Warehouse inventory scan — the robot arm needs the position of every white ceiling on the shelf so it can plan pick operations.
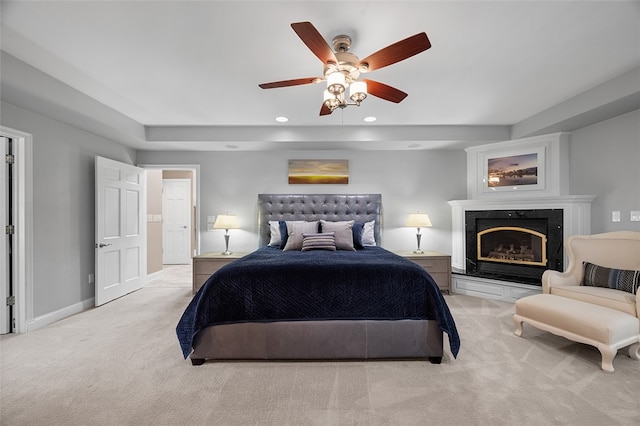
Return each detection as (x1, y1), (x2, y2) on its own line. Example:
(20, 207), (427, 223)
(1, 0), (639, 151)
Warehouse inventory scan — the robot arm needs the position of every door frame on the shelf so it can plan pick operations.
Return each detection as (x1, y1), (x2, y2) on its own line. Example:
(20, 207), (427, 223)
(139, 164), (201, 256)
(0, 126), (33, 334)
(1, 136), (8, 333)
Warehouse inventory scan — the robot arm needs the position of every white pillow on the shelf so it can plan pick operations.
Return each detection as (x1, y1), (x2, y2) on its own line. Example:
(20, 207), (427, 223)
(361, 220), (376, 246)
(267, 220), (281, 246)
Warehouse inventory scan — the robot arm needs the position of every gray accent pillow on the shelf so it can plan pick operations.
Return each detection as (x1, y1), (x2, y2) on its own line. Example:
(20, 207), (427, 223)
(283, 221), (320, 251)
(320, 220), (355, 251)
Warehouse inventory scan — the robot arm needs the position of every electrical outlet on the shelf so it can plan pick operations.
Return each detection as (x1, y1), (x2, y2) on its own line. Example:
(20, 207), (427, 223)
(88, 273), (95, 284)
(631, 211), (640, 222)
(611, 211), (621, 222)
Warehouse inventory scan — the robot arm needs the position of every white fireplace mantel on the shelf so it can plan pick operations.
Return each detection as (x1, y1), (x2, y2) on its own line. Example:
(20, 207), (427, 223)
(446, 133), (598, 302)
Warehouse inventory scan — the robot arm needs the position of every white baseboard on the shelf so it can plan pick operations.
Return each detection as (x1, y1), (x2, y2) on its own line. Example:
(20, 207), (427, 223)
(146, 270), (164, 283)
(452, 274), (541, 303)
(26, 298), (95, 332)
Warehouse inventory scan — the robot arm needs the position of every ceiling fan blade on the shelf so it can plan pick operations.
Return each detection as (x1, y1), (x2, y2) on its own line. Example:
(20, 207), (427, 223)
(320, 103), (333, 116)
(291, 21), (338, 65)
(358, 32), (431, 72)
(362, 79), (408, 103)
(258, 77), (320, 89)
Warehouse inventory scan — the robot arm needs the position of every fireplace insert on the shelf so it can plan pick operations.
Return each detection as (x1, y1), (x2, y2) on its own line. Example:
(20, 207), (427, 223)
(465, 209), (563, 285)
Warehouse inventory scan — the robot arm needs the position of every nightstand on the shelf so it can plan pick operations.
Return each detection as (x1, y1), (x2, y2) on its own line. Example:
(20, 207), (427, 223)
(192, 252), (247, 294)
(397, 251), (452, 294)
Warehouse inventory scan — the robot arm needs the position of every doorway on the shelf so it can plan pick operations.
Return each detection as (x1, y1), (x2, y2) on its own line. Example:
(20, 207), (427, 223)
(140, 165), (200, 278)
(0, 126), (33, 334)
(1, 136), (11, 333)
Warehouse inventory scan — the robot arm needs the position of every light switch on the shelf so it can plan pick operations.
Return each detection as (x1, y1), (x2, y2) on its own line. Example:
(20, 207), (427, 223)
(631, 211), (640, 222)
(612, 211), (621, 222)
(207, 215), (216, 223)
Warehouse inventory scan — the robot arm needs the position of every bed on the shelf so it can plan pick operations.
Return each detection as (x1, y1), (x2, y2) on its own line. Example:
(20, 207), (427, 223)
(176, 194), (460, 365)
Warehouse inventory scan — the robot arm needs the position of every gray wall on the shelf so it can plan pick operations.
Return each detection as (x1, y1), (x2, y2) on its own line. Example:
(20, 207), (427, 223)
(136, 150), (467, 255)
(1, 102), (136, 318)
(1, 96), (638, 324)
(570, 109), (640, 233)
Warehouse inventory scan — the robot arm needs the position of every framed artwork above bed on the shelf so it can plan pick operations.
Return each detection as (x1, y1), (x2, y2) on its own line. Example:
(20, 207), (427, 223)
(288, 159), (349, 184)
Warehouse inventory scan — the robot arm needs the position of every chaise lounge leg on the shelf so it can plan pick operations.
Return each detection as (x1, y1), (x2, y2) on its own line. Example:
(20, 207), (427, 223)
(512, 315), (524, 337)
(429, 356), (442, 364)
(629, 342), (640, 361)
(598, 346), (616, 373)
(190, 358), (206, 366)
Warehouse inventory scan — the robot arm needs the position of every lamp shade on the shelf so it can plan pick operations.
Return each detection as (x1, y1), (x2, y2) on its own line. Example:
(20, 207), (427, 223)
(326, 72), (346, 95)
(406, 213), (432, 228)
(213, 214), (239, 230)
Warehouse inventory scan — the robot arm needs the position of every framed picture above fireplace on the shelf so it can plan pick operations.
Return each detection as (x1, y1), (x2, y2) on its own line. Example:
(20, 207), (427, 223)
(465, 132), (569, 199)
(481, 146), (546, 193)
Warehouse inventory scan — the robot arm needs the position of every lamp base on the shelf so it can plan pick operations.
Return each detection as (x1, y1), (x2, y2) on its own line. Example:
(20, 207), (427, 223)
(414, 233), (423, 255)
(222, 233), (232, 255)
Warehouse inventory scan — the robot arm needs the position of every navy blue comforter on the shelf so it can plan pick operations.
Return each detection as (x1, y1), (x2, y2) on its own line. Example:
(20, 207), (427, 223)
(176, 246), (460, 358)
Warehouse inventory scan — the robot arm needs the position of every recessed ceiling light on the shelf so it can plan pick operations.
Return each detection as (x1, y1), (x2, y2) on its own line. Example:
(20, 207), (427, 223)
(275, 116), (288, 123)
(363, 116), (376, 123)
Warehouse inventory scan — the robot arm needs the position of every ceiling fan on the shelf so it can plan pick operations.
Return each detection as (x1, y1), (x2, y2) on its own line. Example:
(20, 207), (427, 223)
(258, 21), (431, 116)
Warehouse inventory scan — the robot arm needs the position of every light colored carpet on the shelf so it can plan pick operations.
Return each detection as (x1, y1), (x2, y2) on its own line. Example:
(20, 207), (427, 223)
(1, 265), (639, 425)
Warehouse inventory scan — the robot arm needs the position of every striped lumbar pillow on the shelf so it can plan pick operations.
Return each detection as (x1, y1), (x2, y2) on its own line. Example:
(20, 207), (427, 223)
(301, 232), (336, 251)
(581, 262), (640, 294)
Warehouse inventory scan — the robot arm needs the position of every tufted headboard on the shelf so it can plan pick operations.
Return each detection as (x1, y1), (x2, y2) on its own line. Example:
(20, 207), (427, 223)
(257, 194), (382, 247)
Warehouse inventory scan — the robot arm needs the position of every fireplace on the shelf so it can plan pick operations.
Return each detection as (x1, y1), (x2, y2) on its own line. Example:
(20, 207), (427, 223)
(465, 209), (564, 285)
(449, 195), (595, 302)
(447, 131), (594, 301)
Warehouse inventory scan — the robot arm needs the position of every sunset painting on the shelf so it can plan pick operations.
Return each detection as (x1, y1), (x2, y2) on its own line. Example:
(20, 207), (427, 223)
(288, 160), (349, 184)
(487, 153), (538, 187)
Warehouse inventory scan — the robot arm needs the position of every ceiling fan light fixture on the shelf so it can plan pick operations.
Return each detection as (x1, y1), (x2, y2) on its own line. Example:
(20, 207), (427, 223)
(323, 90), (342, 110)
(258, 22), (432, 117)
(326, 72), (346, 95)
(349, 81), (367, 104)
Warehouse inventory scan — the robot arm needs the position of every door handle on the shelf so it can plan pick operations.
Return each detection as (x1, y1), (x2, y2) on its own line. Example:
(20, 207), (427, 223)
(95, 243), (112, 248)
(182, 226), (188, 229)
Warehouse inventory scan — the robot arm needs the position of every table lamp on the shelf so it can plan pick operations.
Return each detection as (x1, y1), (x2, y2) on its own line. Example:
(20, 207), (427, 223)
(406, 212), (432, 254)
(213, 214), (239, 255)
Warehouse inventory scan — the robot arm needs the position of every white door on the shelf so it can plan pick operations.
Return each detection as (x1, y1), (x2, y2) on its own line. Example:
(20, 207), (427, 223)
(95, 156), (146, 306)
(162, 179), (191, 264)
(0, 136), (9, 333)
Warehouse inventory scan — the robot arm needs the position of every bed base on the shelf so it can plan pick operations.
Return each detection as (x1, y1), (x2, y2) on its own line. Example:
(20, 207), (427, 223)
(190, 319), (443, 365)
